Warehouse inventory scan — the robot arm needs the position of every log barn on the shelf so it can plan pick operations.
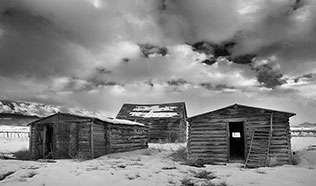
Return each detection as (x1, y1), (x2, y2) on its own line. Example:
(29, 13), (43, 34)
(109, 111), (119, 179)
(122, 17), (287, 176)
(28, 113), (149, 159)
(116, 102), (187, 143)
(187, 104), (295, 168)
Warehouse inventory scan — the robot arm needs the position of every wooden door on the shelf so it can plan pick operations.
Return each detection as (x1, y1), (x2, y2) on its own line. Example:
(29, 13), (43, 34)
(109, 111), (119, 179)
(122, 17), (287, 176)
(56, 122), (70, 158)
(69, 123), (79, 158)
(35, 126), (45, 158)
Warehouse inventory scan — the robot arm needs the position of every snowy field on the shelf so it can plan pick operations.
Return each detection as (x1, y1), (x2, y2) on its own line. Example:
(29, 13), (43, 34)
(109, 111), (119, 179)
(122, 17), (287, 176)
(1, 128), (316, 186)
(291, 137), (316, 151)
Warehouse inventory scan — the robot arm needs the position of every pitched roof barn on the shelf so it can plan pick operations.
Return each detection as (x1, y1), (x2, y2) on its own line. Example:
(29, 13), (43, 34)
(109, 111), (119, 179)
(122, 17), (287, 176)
(116, 102), (187, 143)
(187, 103), (295, 168)
(28, 112), (149, 159)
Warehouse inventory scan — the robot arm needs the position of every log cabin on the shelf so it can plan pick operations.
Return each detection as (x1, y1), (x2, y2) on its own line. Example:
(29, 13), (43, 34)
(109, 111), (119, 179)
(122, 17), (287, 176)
(187, 104), (295, 168)
(28, 113), (149, 159)
(116, 102), (187, 143)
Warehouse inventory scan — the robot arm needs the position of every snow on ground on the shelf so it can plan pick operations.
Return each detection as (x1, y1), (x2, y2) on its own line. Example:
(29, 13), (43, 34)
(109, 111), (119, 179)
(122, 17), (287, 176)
(0, 137), (316, 186)
(0, 138), (28, 154)
(0, 126), (29, 153)
(291, 137), (316, 151)
(0, 146), (316, 186)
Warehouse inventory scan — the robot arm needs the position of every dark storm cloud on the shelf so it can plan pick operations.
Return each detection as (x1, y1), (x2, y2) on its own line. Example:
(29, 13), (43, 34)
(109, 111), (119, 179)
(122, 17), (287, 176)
(96, 67), (111, 75)
(139, 43), (168, 58)
(0, 6), (74, 78)
(157, 0), (241, 43)
(167, 78), (188, 86)
(291, 0), (305, 11)
(191, 41), (256, 65)
(232, 0), (316, 75)
(252, 61), (286, 88)
(0, 0), (315, 125)
(293, 72), (316, 83)
(145, 79), (154, 88)
(200, 83), (236, 92)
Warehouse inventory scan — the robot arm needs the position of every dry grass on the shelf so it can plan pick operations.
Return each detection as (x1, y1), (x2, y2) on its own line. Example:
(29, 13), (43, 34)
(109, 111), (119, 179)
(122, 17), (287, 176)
(180, 177), (195, 186)
(201, 182), (229, 186)
(169, 146), (187, 162)
(141, 149), (153, 156)
(290, 154), (301, 165)
(193, 170), (216, 180)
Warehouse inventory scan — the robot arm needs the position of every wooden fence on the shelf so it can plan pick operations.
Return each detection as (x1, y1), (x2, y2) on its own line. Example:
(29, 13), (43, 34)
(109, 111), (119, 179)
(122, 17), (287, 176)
(0, 131), (30, 138)
(291, 129), (316, 137)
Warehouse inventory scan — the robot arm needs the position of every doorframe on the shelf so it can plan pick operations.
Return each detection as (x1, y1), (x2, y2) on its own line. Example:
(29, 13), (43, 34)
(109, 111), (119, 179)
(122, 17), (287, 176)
(226, 119), (247, 161)
(41, 123), (54, 158)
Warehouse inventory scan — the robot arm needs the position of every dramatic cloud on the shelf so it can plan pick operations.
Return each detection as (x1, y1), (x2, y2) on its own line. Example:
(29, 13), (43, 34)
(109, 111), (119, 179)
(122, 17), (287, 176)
(0, 0), (316, 124)
(139, 43), (168, 58)
(251, 57), (287, 88)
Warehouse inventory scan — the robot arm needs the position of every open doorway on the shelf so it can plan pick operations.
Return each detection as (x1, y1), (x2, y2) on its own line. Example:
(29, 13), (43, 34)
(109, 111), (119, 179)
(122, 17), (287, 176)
(44, 125), (54, 158)
(229, 122), (245, 160)
(35, 124), (54, 158)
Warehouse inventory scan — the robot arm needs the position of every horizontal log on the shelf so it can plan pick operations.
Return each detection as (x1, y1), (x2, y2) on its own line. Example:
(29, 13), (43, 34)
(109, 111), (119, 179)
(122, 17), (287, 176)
(111, 141), (148, 145)
(190, 134), (227, 138)
(190, 139), (227, 143)
(189, 145), (227, 149)
(189, 154), (227, 159)
(190, 130), (227, 135)
(190, 149), (227, 154)
(191, 125), (226, 131)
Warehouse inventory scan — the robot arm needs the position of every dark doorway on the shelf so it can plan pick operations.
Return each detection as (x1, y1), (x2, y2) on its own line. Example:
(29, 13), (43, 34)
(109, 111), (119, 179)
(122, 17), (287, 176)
(44, 125), (54, 158)
(229, 122), (245, 160)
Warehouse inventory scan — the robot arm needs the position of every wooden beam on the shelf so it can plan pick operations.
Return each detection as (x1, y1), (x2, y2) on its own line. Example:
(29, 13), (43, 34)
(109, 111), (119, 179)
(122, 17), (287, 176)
(243, 121), (247, 161)
(90, 122), (94, 158)
(43, 126), (47, 158)
(226, 121), (230, 161)
(29, 125), (32, 155)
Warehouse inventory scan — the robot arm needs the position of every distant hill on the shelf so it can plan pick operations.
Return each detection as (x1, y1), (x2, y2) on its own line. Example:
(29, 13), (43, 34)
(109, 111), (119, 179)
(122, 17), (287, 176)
(0, 113), (39, 126)
(0, 100), (60, 117)
(292, 122), (316, 128)
(0, 99), (95, 126)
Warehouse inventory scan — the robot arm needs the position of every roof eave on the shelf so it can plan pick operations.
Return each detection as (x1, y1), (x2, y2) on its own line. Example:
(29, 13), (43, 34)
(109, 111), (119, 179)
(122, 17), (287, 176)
(187, 103), (296, 121)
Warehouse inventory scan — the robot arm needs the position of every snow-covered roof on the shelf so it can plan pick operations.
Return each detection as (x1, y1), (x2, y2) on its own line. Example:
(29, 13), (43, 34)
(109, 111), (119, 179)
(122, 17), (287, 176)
(94, 115), (146, 127)
(116, 102), (187, 119)
(29, 113), (147, 127)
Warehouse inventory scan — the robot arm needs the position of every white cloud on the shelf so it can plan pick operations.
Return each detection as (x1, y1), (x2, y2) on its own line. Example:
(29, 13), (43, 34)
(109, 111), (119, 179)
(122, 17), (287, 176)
(0, 0), (316, 125)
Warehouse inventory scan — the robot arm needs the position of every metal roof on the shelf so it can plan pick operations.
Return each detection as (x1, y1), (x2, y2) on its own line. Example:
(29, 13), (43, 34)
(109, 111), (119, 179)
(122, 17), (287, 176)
(116, 102), (187, 119)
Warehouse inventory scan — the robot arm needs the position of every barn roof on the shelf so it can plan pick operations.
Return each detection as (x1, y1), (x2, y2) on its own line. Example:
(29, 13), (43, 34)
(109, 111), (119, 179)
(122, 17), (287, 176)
(116, 102), (187, 119)
(187, 103), (296, 121)
(28, 112), (147, 127)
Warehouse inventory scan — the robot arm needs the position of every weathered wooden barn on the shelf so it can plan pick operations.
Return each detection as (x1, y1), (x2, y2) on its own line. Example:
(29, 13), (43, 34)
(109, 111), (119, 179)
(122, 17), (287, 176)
(28, 113), (149, 159)
(187, 104), (295, 168)
(116, 102), (187, 143)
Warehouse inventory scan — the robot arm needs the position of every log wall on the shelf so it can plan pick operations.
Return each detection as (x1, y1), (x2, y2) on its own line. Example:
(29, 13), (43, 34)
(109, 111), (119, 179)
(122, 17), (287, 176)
(76, 122), (93, 159)
(92, 122), (107, 158)
(29, 124), (37, 158)
(107, 124), (149, 153)
(126, 118), (186, 143)
(188, 106), (292, 164)
(29, 113), (149, 159)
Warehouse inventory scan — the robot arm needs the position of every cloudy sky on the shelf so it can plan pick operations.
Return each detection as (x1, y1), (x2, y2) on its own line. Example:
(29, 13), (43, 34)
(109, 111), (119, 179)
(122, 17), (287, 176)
(0, 0), (316, 125)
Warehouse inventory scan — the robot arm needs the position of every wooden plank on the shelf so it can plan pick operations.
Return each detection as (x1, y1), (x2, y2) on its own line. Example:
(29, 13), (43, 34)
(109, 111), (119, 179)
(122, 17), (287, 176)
(90, 123), (94, 158)
(43, 126), (47, 158)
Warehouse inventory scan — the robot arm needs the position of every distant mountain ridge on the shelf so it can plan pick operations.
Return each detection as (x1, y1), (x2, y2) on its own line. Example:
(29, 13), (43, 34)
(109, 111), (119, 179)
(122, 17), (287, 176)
(0, 99), (95, 126)
(292, 122), (316, 128)
(0, 100), (60, 117)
